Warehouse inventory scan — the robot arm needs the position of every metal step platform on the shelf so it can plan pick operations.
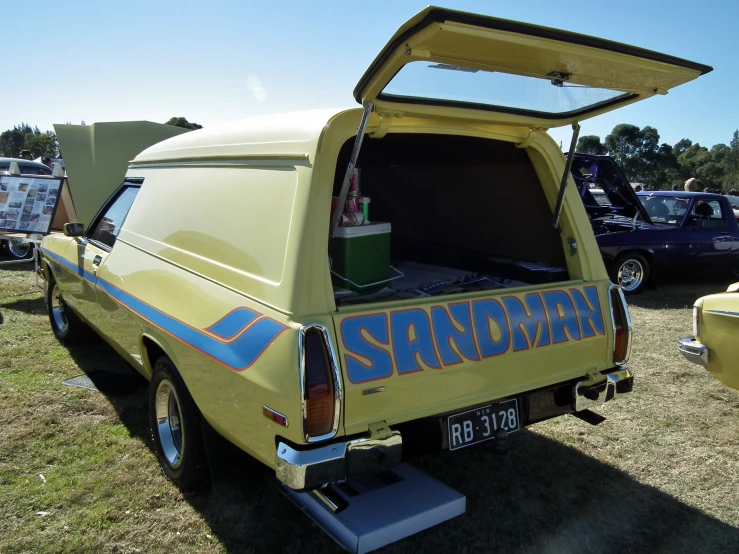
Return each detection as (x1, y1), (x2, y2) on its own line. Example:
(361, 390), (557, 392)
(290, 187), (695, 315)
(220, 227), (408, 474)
(273, 463), (466, 553)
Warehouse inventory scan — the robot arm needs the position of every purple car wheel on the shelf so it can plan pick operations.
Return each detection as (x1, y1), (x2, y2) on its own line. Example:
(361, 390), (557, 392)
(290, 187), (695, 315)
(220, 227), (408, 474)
(613, 253), (650, 294)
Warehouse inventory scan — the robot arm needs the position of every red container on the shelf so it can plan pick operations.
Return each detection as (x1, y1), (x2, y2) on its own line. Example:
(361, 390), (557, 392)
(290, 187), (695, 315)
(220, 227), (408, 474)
(349, 168), (360, 194)
(331, 196), (340, 213)
(344, 196), (359, 212)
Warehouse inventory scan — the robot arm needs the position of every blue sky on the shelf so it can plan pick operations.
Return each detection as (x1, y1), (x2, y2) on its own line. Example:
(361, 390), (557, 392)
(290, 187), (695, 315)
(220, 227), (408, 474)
(2, 0), (736, 149)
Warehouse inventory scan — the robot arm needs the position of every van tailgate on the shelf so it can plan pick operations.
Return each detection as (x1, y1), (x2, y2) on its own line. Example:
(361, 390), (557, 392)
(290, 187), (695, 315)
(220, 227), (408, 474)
(333, 281), (615, 436)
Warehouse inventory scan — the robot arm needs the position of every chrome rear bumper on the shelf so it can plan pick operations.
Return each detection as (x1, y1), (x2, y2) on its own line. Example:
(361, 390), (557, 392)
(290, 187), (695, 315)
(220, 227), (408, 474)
(678, 337), (708, 368)
(275, 432), (402, 491)
(277, 368), (634, 490)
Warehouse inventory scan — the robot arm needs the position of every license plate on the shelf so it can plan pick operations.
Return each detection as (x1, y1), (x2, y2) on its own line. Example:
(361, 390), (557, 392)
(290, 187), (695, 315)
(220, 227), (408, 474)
(447, 399), (520, 450)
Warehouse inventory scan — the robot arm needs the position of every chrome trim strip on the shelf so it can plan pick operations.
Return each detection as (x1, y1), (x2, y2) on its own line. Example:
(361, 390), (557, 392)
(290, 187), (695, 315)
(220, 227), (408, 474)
(298, 323), (343, 443)
(263, 405), (289, 428)
(362, 386), (386, 396)
(608, 284), (633, 365)
(704, 309), (739, 318)
(129, 154), (311, 169)
(678, 337), (708, 368)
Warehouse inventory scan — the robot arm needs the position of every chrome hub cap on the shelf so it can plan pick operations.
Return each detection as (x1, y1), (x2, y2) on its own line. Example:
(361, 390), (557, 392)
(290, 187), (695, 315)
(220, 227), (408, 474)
(155, 379), (184, 468)
(618, 259), (644, 292)
(50, 284), (69, 333)
(7, 239), (31, 258)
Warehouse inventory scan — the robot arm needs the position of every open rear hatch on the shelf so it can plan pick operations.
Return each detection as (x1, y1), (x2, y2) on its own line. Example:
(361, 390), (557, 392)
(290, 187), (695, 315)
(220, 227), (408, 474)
(354, 6), (711, 127)
(330, 7), (707, 435)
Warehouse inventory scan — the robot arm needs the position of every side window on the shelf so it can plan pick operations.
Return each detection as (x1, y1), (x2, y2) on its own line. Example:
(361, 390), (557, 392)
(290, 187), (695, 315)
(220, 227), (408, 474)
(88, 187), (139, 248)
(689, 200), (724, 228)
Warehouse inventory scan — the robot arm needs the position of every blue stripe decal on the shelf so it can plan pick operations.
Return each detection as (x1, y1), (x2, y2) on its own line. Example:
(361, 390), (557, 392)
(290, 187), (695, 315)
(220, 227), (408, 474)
(41, 248), (287, 371)
(206, 308), (259, 340)
(705, 309), (739, 318)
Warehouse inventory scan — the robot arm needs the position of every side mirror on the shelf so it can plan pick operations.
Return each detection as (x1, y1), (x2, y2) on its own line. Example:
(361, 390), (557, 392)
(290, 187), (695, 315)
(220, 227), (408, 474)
(63, 222), (85, 237)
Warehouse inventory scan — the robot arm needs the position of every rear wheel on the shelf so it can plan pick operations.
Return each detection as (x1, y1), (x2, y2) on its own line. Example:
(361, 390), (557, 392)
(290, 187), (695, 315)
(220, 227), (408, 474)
(149, 356), (208, 490)
(46, 275), (86, 342)
(611, 253), (650, 295)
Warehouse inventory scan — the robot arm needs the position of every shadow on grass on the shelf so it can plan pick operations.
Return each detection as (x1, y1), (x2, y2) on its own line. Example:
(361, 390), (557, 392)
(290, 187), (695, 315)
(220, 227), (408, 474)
(62, 339), (739, 553)
(1, 295), (47, 316)
(629, 274), (735, 311)
(65, 337), (150, 445)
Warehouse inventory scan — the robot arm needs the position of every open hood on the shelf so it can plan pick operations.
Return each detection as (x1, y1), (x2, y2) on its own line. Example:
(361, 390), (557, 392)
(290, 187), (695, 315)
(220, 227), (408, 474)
(354, 7), (712, 127)
(571, 154), (651, 223)
(54, 121), (191, 227)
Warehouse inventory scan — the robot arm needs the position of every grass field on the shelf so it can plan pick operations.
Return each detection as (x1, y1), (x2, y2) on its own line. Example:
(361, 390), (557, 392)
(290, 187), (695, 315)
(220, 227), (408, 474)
(2, 265), (739, 553)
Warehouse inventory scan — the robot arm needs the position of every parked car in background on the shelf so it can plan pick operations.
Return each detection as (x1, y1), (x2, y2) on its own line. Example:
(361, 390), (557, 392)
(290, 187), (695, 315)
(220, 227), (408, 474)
(0, 157), (53, 259)
(0, 157), (53, 176)
(679, 282), (739, 388)
(572, 154), (739, 294)
(724, 195), (739, 222)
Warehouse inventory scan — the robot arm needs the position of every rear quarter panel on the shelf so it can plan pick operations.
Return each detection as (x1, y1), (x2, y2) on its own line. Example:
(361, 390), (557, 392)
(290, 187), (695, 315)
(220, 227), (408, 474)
(96, 240), (308, 468)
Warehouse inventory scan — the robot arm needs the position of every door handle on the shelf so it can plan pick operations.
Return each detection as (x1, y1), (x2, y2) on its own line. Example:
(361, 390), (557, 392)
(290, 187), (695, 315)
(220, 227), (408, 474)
(93, 255), (102, 265)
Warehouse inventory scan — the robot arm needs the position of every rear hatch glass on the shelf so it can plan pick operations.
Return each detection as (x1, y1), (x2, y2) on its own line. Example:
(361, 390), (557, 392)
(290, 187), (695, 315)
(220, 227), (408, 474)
(354, 6), (712, 127)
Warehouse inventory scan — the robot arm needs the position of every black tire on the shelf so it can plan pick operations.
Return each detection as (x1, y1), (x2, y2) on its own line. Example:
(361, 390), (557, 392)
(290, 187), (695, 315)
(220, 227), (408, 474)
(149, 356), (208, 490)
(611, 252), (651, 295)
(46, 274), (86, 342)
(4, 239), (34, 260)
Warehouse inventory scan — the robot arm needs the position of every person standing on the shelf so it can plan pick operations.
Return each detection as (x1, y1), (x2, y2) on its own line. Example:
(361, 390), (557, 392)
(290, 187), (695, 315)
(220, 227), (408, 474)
(684, 177), (703, 192)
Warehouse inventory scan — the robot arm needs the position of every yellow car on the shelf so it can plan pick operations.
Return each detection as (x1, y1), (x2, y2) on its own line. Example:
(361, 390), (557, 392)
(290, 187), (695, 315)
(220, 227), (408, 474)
(40, 7), (710, 492)
(679, 283), (739, 388)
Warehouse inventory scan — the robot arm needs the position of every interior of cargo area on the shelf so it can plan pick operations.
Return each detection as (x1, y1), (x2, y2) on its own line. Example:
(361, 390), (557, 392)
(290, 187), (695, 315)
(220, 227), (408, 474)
(329, 133), (570, 307)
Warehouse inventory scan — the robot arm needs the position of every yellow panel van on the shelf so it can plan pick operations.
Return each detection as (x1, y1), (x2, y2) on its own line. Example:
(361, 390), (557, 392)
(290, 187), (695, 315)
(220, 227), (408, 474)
(40, 7), (710, 490)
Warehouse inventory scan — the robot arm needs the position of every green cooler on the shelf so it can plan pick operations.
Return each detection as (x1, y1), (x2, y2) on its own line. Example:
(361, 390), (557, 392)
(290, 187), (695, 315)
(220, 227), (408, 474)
(329, 222), (391, 292)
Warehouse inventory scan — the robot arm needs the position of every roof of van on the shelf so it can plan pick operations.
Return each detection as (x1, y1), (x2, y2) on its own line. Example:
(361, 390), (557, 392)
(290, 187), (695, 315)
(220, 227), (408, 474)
(132, 108), (357, 164)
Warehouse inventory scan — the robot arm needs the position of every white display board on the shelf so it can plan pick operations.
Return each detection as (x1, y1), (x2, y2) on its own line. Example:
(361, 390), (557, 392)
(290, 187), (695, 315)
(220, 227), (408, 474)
(0, 175), (64, 235)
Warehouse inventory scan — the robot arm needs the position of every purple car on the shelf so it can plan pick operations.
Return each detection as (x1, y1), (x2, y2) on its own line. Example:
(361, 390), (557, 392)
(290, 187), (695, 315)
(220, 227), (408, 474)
(572, 154), (739, 294)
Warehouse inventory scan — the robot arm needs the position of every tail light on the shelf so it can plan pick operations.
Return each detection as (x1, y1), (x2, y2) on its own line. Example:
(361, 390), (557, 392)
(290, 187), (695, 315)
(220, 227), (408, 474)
(609, 286), (632, 365)
(299, 324), (341, 442)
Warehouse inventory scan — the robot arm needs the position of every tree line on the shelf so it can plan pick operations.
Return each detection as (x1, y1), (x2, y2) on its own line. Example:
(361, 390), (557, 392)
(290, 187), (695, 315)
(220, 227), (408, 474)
(576, 124), (739, 192)
(0, 117), (202, 159)
(3, 117), (735, 193)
